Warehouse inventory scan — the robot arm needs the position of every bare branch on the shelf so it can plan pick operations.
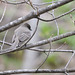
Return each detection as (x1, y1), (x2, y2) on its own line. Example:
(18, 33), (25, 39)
(0, 40), (74, 53)
(28, 0), (36, 9)
(28, 48), (74, 53)
(56, 42), (66, 50)
(1, 30), (8, 50)
(1, 0), (28, 5)
(48, 0), (59, 36)
(65, 72), (69, 75)
(0, 40), (12, 46)
(24, 30), (75, 50)
(65, 51), (75, 69)
(0, 0), (74, 32)
(37, 38), (52, 70)
(33, 1), (57, 6)
(1, 0), (59, 7)
(0, 68), (75, 74)
(0, 30), (75, 54)
(50, 12), (59, 35)
(37, 8), (75, 22)
(0, 3), (7, 23)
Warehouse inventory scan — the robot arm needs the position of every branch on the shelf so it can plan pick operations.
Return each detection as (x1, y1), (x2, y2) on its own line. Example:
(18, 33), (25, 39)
(1, 0), (57, 6)
(25, 30), (75, 49)
(1, 30), (8, 50)
(37, 8), (75, 22)
(0, 0), (74, 32)
(64, 52), (75, 69)
(1, 0), (28, 5)
(0, 40), (12, 46)
(0, 30), (75, 54)
(33, 1), (57, 6)
(28, 48), (74, 53)
(0, 69), (75, 74)
(0, 3), (7, 23)
(0, 41), (74, 53)
(0, 40), (74, 53)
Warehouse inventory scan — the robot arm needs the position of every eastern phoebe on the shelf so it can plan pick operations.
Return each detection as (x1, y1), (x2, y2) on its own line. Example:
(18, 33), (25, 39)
(10, 23), (31, 49)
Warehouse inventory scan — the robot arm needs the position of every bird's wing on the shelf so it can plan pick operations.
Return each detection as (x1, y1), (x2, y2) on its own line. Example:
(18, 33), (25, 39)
(19, 32), (30, 42)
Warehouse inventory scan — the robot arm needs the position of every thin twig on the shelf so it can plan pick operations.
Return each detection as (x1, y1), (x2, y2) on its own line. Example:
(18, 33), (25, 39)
(1, 30), (8, 50)
(65, 72), (69, 75)
(1, 0), (62, 7)
(51, 12), (59, 35)
(0, 40), (74, 53)
(37, 38), (51, 70)
(37, 8), (75, 22)
(0, 3), (7, 23)
(1, 0), (28, 5)
(57, 42), (66, 50)
(28, 48), (74, 53)
(65, 51), (75, 69)
(0, 30), (75, 54)
(33, 1), (57, 6)
(47, 0), (59, 35)
(0, 40), (12, 46)
(28, 0), (36, 10)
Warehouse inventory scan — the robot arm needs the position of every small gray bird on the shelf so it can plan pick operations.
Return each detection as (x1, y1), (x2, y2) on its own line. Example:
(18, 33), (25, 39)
(10, 23), (31, 49)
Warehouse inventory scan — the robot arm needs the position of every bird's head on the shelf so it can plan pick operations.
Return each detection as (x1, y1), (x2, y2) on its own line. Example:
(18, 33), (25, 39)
(23, 23), (32, 31)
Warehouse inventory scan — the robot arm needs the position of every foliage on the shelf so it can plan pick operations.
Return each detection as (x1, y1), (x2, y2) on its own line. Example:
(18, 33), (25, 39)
(41, 22), (75, 67)
(41, 22), (75, 49)
(47, 53), (66, 68)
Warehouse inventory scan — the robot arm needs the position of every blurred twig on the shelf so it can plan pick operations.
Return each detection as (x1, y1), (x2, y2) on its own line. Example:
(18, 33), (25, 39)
(0, 30), (75, 54)
(0, 3), (7, 23)
(1, 30), (8, 50)
(64, 51), (75, 69)
(0, 40), (74, 53)
(37, 8), (75, 22)
(1, 0), (28, 5)
(0, 68), (75, 74)
(33, 1), (57, 6)
(37, 37), (51, 70)
(1, 0), (57, 6)
(28, 48), (74, 53)
(0, 40), (12, 46)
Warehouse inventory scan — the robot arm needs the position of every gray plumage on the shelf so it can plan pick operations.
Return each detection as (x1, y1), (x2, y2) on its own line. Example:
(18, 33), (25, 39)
(10, 23), (31, 49)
